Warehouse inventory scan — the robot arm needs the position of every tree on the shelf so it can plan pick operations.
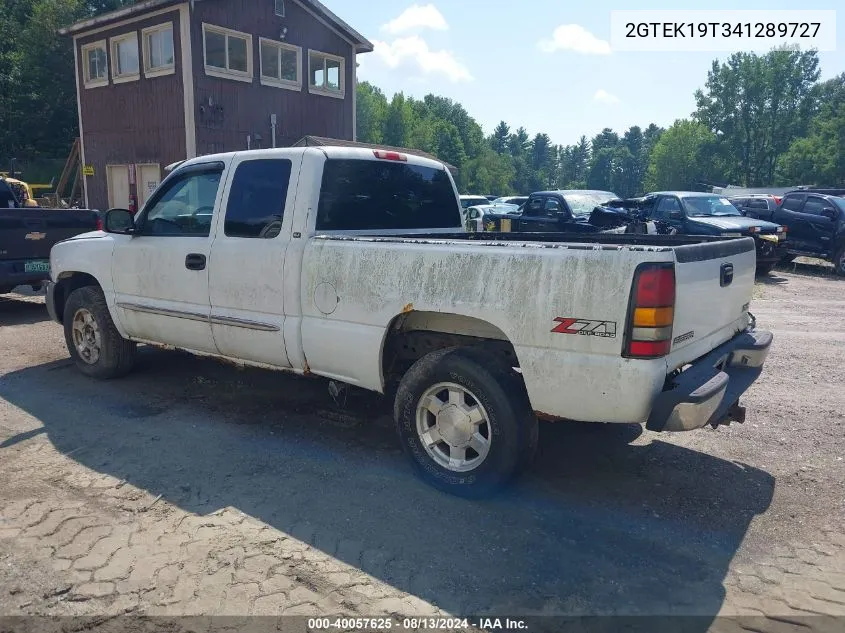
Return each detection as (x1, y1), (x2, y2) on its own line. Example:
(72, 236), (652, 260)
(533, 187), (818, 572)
(591, 128), (619, 154)
(777, 73), (845, 185)
(355, 82), (387, 144)
(1, 0), (90, 159)
(383, 93), (415, 148)
(508, 127), (530, 157)
(694, 48), (819, 186)
(491, 121), (510, 154)
(644, 120), (717, 191)
(464, 147), (514, 195)
(432, 120), (467, 171)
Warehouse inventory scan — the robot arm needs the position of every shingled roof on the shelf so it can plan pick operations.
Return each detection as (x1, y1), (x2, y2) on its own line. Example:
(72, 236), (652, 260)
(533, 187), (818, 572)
(59, 0), (373, 52)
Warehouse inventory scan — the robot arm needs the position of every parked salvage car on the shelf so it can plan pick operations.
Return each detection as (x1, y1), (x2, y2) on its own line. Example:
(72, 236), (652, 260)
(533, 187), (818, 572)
(636, 192), (787, 275)
(493, 196), (529, 208)
(771, 192), (845, 275)
(459, 195), (491, 213)
(464, 204), (520, 232)
(492, 190), (619, 233)
(730, 195), (781, 222)
(46, 147), (772, 496)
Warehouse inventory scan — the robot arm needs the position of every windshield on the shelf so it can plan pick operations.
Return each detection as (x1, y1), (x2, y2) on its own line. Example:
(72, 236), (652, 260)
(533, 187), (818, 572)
(833, 198), (845, 213)
(562, 191), (617, 216)
(683, 195), (742, 217)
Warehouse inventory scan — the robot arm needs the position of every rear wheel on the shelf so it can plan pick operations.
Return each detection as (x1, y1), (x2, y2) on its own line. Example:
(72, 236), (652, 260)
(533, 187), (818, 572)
(834, 247), (845, 277)
(63, 285), (136, 379)
(394, 347), (538, 497)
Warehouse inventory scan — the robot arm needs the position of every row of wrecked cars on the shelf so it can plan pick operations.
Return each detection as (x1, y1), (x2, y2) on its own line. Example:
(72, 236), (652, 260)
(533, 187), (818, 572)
(460, 189), (787, 274)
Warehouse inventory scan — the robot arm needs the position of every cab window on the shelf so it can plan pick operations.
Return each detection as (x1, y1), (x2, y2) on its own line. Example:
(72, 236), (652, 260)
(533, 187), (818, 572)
(140, 166), (222, 236)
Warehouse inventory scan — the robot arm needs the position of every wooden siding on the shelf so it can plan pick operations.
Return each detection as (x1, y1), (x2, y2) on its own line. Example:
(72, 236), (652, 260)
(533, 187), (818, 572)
(191, 0), (355, 156)
(76, 9), (185, 210)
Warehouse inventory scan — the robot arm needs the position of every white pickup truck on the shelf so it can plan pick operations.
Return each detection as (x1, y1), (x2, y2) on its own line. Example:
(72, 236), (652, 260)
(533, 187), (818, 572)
(46, 146), (773, 496)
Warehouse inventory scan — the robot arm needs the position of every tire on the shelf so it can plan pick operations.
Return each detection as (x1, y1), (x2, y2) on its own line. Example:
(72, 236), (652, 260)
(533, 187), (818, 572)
(394, 346), (538, 498)
(780, 254), (796, 264)
(63, 285), (136, 379)
(756, 262), (776, 276)
(834, 247), (845, 277)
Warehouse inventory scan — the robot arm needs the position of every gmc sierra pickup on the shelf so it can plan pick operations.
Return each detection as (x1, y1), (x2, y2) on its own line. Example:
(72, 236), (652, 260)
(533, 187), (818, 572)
(45, 147), (773, 496)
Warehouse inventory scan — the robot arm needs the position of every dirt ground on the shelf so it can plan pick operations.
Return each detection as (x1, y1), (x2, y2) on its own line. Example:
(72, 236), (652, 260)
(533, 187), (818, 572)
(0, 260), (843, 632)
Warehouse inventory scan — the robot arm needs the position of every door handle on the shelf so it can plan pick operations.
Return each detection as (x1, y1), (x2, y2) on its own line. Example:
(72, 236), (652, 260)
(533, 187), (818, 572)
(185, 253), (206, 271)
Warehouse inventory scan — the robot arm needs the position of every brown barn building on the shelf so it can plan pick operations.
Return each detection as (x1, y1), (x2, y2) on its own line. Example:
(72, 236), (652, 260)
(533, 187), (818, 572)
(60, 0), (373, 211)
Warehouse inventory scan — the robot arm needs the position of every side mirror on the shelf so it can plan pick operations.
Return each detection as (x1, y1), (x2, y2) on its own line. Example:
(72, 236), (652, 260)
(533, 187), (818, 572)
(669, 210), (684, 220)
(822, 207), (837, 220)
(104, 208), (136, 234)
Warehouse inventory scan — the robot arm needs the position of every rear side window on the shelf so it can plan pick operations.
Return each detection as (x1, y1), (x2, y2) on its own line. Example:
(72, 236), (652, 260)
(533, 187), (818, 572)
(802, 197), (827, 216)
(749, 199), (769, 210)
(781, 195), (804, 211)
(316, 159), (458, 231)
(224, 159), (292, 239)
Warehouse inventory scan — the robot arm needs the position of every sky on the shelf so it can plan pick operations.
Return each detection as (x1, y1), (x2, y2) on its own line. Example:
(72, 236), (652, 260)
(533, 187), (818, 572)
(321, 0), (843, 147)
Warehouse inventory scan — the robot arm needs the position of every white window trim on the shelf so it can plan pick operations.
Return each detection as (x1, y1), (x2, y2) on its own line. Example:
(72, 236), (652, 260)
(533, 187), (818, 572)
(81, 39), (109, 88)
(259, 37), (301, 91)
(308, 49), (345, 99)
(202, 23), (253, 83)
(274, 0), (286, 17)
(110, 32), (140, 84)
(142, 22), (175, 78)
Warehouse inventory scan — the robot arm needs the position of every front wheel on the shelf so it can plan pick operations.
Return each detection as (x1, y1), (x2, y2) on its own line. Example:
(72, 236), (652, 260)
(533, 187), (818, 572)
(394, 347), (538, 497)
(63, 285), (137, 379)
(756, 262), (776, 276)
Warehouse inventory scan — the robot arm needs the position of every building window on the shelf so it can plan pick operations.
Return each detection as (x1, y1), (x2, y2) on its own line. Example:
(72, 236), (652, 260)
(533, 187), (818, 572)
(274, 0), (285, 17)
(110, 33), (140, 83)
(203, 23), (252, 82)
(308, 50), (344, 98)
(142, 23), (175, 77)
(259, 38), (301, 90)
(81, 40), (108, 88)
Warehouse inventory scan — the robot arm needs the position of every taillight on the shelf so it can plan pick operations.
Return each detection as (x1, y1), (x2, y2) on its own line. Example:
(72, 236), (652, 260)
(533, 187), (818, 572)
(373, 150), (408, 162)
(624, 264), (675, 359)
(96, 215), (103, 231)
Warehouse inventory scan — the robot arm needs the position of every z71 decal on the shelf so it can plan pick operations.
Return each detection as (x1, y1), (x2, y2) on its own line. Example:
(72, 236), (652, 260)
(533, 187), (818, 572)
(552, 317), (617, 338)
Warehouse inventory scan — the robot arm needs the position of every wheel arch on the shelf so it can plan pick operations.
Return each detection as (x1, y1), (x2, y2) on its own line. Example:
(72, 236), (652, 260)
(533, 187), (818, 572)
(53, 271), (103, 324)
(380, 310), (520, 393)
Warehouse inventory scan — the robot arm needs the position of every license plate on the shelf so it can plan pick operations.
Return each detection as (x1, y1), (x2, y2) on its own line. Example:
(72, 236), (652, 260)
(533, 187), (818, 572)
(24, 260), (50, 273)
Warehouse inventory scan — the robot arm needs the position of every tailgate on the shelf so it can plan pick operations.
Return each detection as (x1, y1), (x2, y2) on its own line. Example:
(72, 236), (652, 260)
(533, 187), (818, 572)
(0, 209), (99, 260)
(668, 238), (756, 367)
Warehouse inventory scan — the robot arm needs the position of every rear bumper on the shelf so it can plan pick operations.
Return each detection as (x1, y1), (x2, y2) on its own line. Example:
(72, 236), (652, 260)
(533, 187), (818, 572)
(0, 259), (51, 290)
(45, 281), (61, 323)
(646, 329), (773, 432)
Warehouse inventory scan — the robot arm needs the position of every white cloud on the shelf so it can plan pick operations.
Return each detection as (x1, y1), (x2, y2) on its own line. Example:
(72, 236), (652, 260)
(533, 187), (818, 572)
(538, 24), (611, 55)
(371, 36), (472, 83)
(593, 89), (620, 104)
(382, 4), (448, 35)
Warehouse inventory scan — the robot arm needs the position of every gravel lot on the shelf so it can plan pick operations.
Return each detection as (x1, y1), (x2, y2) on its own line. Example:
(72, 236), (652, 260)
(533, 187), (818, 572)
(0, 261), (843, 632)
